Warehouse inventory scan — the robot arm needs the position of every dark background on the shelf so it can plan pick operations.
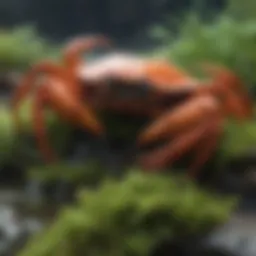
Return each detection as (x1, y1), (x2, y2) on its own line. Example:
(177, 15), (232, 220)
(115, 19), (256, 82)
(0, 0), (225, 46)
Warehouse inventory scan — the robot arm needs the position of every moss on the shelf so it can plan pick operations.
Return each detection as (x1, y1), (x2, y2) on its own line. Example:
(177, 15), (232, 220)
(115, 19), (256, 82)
(27, 162), (106, 185)
(227, 0), (256, 21)
(19, 171), (237, 256)
(0, 26), (60, 72)
(1, 26), (60, 70)
(221, 119), (256, 157)
(0, 104), (17, 162)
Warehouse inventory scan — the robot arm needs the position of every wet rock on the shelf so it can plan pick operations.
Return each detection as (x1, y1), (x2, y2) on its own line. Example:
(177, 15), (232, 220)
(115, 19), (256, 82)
(25, 179), (45, 205)
(151, 239), (190, 256)
(152, 235), (214, 256)
(227, 148), (256, 174)
(200, 213), (256, 256)
(151, 211), (256, 256)
(25, 178), (77, 205)
(0, 72), (21, 100)
(53, 180), (76, 204)
(237, 168), (256, 211)
(0, 204), (43, 256)
(0, 189), (26, 205)
(243, 168), (256, 194)
(0, 165), (26, 187)
(205, 167), (256, 213)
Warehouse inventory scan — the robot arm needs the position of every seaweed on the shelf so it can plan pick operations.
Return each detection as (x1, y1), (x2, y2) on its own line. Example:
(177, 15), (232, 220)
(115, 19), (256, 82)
(0, 26), (60, 72)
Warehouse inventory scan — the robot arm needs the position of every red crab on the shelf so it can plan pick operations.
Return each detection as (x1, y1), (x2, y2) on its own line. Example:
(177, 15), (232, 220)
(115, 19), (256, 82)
(12, 35), (253, 177)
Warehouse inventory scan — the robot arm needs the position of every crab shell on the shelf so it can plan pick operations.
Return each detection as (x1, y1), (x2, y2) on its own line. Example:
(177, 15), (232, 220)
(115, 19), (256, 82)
(78, 53), (199, 90)
(75, 53), (201, 116)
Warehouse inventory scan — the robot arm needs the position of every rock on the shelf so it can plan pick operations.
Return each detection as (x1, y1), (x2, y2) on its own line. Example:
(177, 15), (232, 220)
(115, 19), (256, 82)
(0, 204), (43, 255)
(227, 148), (256, 174)
(25, 179), (45, 205)
(0, 72), (21, 100)
(200, 213), (256, 256)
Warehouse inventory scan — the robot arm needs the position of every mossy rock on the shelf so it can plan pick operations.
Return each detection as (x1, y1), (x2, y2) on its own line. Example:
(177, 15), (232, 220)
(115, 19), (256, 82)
(19, 171), (237, 256)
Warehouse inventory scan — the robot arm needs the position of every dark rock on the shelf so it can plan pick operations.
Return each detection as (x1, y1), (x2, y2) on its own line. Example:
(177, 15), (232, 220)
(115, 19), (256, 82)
(25, 179), (45, 205)
(54, 180), (76, 204)
(0, 72), (20, 100)
(0, 165), (26, 187)
(227, 148), (256, 174)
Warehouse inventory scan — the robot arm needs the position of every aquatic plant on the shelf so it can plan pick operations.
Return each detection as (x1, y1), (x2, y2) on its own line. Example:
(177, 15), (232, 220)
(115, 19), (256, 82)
(151, 14), (256, 93)
(0, 25), (60, 72)
(27, 162), (105, 186)
(19, 171), (237, 256)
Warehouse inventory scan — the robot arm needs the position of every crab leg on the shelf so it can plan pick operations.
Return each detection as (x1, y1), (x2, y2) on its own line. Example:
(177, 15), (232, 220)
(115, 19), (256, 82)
(137, 95), (219, 146)
(138, 119), (212, 172)
(12, 61), (71, 130)
(32, 86), (57, 162)
(137, 96), (223, 175)
(63, 35), (111, 72)
(201, 64), (254, 119)
(46, 79), (104, 135)
(12, 61), (103, 136)
(12, 61), (77, 108)
(32, 77), (105, 163)
(62, 36), (111, 99)
(188, 115), (223, 177)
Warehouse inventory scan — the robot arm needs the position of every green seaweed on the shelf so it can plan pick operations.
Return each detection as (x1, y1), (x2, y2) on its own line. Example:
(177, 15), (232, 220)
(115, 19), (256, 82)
(151, 14), (256, 92)
(227, 0), (256, 21)
(19, 171), (237, 256)
(27, 162), (106, 185)
(0, 26), (60, 72)
(221, 119), (256, 157)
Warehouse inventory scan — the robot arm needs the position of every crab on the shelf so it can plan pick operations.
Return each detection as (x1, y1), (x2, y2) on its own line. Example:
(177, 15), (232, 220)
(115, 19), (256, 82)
(12, 35), (253, 177)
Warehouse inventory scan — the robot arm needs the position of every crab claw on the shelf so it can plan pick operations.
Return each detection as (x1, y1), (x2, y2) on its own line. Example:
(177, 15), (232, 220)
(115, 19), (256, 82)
(63, 35), (112, 70)
(200, 63), (254, 120)
(12, 61), (103, 136)
(11, 61), (60, 131)
(46, 80), (104, 135)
